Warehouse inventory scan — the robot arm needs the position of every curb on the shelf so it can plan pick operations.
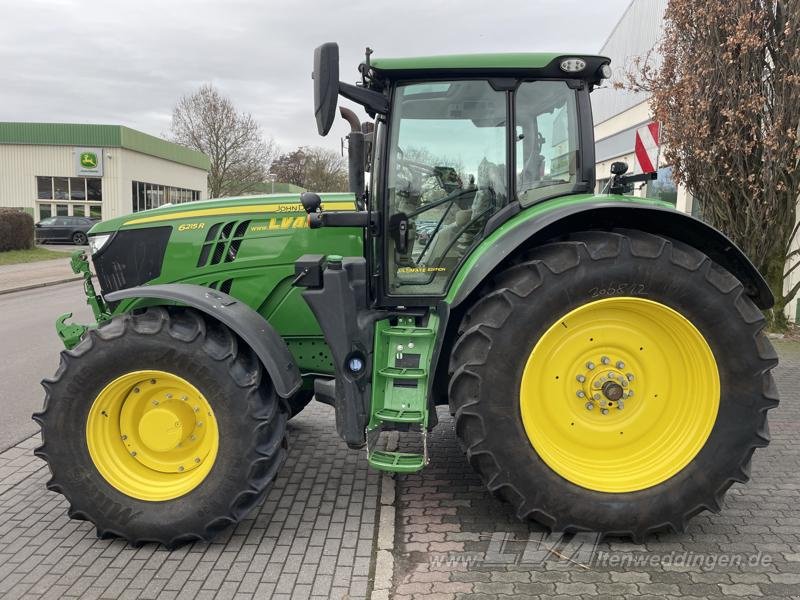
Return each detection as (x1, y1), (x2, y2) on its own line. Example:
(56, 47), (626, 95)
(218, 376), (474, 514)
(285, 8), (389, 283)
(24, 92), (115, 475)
(371, 431), (399, 600)
(0, 276), (82, 296)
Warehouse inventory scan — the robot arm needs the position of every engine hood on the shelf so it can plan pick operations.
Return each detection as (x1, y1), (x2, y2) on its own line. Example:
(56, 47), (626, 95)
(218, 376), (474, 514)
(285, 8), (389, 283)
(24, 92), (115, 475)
(88, 192), (357, 235)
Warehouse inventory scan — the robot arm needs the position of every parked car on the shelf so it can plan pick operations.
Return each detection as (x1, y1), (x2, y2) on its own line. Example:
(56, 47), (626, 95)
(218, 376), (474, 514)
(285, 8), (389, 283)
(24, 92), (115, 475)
(35, 216), (97, 245)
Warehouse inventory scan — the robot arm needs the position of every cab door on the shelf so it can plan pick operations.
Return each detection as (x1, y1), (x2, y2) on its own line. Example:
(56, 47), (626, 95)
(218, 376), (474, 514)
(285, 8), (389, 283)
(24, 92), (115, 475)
(380, 80), (510, 304)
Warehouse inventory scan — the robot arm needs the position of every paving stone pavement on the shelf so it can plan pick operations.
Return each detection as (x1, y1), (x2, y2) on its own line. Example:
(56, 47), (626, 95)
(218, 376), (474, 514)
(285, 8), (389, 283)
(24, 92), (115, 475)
(0, 402), (381, 600)
(391, 339), (800, 600)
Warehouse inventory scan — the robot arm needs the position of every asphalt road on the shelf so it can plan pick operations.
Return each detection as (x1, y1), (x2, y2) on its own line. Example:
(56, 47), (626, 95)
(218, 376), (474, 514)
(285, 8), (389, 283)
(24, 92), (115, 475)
(0, 280), (93, 451)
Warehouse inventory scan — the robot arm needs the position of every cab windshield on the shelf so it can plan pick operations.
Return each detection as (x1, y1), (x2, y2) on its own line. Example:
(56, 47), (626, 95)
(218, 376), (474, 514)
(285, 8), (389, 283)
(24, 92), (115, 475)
(385, 79), (579, 296)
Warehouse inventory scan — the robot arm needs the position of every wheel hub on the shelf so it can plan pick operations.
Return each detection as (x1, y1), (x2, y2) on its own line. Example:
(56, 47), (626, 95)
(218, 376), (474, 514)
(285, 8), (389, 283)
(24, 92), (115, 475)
(86, 370), (219, 501)
(577, 358), (635, 415)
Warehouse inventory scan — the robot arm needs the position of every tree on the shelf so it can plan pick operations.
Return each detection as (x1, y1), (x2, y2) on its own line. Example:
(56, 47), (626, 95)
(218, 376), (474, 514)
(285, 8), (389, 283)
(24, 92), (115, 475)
(269, 148), (308, 188)
(269, 146), (348, 192)
(170, 84), (276, 198)
(628, 0), (800, 328)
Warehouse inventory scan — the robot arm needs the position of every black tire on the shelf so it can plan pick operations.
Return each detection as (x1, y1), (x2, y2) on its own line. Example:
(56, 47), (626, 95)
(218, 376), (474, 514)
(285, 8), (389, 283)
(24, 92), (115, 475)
(448, 229), (779, 539)
(72, 231), (88, 245)
(33, 306), (289, 547)
(287, 389), (315, 419)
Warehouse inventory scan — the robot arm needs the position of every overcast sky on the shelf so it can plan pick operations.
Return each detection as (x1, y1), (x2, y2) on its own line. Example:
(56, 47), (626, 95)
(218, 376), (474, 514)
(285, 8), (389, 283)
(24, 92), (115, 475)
(1, 0), (631, 154)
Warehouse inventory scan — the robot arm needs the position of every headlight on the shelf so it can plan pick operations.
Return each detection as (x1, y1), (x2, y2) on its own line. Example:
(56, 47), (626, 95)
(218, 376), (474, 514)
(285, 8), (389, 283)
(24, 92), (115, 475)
(560, 58), (586, 73)
(88, 234), (112, 255)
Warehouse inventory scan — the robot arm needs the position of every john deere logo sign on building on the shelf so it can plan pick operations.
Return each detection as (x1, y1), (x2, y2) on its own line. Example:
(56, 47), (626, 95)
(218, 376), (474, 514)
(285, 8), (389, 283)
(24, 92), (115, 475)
(75, 147), (103, 176)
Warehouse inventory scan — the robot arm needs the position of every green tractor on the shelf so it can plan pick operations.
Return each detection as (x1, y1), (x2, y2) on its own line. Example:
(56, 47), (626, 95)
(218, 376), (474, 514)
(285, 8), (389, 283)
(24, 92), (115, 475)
(34, 43), (778, 546)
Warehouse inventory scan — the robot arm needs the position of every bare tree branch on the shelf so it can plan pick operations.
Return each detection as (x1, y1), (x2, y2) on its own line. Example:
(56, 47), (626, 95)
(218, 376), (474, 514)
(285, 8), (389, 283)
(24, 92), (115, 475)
(169, 84), (277, 198)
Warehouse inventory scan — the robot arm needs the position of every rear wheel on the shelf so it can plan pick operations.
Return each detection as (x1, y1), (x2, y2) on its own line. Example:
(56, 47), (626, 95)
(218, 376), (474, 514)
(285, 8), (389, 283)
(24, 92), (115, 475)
(449, 230), (778, 538)
(72, 231), (88, 245)
(34, 307), (288, 547)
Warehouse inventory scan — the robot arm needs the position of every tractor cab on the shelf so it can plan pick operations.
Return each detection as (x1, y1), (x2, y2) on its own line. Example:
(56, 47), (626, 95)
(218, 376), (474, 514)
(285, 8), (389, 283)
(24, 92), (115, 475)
(305, 43), (611, 305)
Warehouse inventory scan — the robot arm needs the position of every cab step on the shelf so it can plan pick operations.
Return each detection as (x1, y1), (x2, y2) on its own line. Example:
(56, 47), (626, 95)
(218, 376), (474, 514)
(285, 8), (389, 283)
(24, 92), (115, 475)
(367, 314), (439, 473)
(374, 407), (425, 423)
(368, 450), (426, 473)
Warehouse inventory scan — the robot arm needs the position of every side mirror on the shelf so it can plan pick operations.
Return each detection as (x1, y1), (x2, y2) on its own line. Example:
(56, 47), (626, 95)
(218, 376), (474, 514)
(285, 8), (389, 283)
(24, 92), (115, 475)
(300, 192), (322, 214)
(313, 43), (339, 136)
(610, 161), (629, 175)
(35, 223), (42, 227)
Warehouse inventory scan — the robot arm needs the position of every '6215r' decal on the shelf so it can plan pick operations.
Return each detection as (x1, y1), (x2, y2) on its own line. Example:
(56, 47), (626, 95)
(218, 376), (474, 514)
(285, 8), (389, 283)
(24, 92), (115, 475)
(589, 283), (646, 297)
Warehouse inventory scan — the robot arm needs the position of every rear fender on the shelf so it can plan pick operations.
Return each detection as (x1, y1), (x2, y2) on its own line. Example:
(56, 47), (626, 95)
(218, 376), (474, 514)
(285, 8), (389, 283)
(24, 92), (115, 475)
(104, 283), (302, 398)
(448, 201), (773, 310)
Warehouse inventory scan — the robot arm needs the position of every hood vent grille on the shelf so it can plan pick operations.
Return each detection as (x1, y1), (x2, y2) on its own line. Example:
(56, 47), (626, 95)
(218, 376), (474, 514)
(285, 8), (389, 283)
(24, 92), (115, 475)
(197, 220), (251, 267)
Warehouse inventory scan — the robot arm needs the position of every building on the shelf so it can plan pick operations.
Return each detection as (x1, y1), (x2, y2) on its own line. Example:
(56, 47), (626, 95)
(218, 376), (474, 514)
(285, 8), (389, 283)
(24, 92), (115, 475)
(592, 0), (799, 322)
(0, 122), (209, 221)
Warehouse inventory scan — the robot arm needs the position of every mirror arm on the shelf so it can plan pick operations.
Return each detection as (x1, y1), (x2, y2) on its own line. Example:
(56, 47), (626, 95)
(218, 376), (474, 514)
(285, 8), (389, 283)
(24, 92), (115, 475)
(338, 82), (389, 115)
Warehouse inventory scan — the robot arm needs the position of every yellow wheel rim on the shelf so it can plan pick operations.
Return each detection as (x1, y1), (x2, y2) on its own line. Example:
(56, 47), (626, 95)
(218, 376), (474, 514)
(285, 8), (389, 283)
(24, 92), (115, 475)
(520, 297), (720, 493)
(86, 370), (219, 501)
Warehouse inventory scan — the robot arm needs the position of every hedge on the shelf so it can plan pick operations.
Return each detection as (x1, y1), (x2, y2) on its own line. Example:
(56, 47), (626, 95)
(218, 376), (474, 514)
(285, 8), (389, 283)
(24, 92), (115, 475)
(0, 208), (34, 252)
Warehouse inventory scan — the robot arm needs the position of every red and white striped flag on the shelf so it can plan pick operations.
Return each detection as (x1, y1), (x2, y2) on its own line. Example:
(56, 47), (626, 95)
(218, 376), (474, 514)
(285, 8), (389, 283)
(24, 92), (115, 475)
(634, 122), (661, 174)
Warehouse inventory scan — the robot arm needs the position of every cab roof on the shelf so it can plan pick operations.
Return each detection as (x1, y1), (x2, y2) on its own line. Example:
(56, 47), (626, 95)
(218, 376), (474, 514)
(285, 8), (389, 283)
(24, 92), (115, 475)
(369, 53), (611, 85)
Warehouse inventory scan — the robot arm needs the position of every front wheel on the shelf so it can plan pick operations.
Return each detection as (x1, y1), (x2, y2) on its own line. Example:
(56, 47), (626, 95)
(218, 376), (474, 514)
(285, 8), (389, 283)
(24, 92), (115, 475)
(72, 231), (88, 245)
(34, 307), (288, 547)
(286, 389), (315, 419)
(449, 230), (778, 539)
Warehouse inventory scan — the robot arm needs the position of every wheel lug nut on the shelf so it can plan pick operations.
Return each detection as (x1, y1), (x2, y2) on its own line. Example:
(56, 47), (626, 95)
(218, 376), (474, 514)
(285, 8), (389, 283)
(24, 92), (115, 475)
(194, 457), (201, 464)
(601, 356), (610, 365)
(576, 374), (586, 383)
(181, 395), (188, 401)
(178, 466), (184, 472)
(626, 373), (634, 381)
(593, 381), (601, 389)
(616, 361), (625, 369)
(150, 379), (156, 385)
(627, 390), (634, 397)
(130, 451), (137, 457)
(586, 361), (595, 370)
(585, 402), (594, 410)
(601, 408), (609, 415)
(576, 391), (585, 398)
(166, 393), (173, 399)
(593, 393), (601, 400)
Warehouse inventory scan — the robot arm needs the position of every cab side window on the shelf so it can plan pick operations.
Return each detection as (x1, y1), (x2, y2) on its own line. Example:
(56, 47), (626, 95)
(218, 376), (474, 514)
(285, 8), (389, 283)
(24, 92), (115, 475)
(385, 80), (507, 296)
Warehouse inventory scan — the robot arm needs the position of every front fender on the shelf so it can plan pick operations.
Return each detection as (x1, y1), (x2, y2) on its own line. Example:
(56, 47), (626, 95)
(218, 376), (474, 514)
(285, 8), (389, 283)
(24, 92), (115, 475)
(104, 283), (302, 398)
(447, 199), (773, 310)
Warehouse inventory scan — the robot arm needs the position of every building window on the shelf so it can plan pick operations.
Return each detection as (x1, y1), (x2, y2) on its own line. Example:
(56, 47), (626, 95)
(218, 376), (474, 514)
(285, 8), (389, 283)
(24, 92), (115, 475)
(647, 166), (678, 205)
(36, 176), (102, 221)
(37, 177), (52, 199)
(131, 181), (201, 212)
(54, 177), (69, 200)
(70, 178), (86, 200)
(87, 178), (102, 201)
